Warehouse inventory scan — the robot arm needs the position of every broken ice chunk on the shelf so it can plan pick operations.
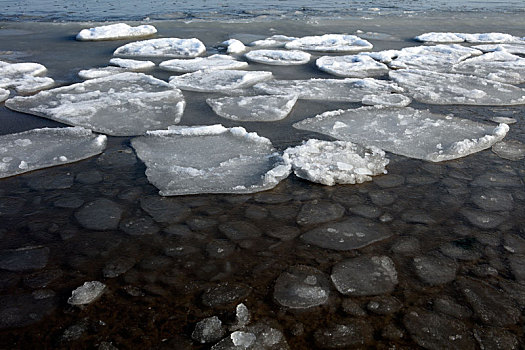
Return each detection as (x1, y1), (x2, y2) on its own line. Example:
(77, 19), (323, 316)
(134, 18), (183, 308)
(359, 50), (400, 63)
(159, 54), (248, 73)
(78, 66), (127, 79)
(221, 39), (246, 54)
(131, 125), (291, 196)
(285, 34), (373, 52)
(361, 93), (411, 107)
(451, 51), (525, 84)
(0, 88), (8, 102)
(0, 127), (106, 178)
(0, 61), (54, 94)
(293, 106), (509, 162)
(109, 58), (155, 70)
(113, 37), (205, 58)
(415, 32), (520, 43)
(5, 72), (185, 136)
(67, 281), (106, 306)
(169, 70), (272, 92)
(206, 94), (297, 121)
(472, 43), (525, 55)
(245, 49), (311, 65)
(316, 55), (389, 78)
(249, 35), (297, 48)
(76, 23), (157, 41)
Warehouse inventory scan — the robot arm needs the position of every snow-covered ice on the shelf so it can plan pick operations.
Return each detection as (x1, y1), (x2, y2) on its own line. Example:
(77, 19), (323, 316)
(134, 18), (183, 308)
(316, 54), (389, 78)
(76, 23), (157, 41)
(78, 66), (127, 79)
(245, 49), (311, 65)
(113, 38), (205, 58)
(0, 127), (106, 178)
(206, 94), (297, 121)
(285, 34), (373, 52)
(159, 54), (248, 73)
(451, 51), (525, 84)
(414, 32), (465, 43)
(283, 139), (388, 185)
(361, 93), (411, 107)
(0, 61), (54, 94)
(359, 50), (400, 63)
(293, 106), (509, 162)
(131, 125), (291, 196)
(249, 35), (297, 48)
(415, 32), (521, 43)
(109, 58), (155, 70)
(472, 43), (525, 55)
(67, 281), (106, 306)
(221, 39), (246, 54)
(6, 72), (186, 136)
(169, 70), (272, 92)
(0, 88), (8, 102)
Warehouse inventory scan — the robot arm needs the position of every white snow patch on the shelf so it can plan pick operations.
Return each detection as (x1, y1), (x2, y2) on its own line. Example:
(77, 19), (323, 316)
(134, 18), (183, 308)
(169, 70), (273, 92)
(76, 23), (157, 41)
(114, 38), (205, 58)
(245, 49), (311, 65)
(285, 34), (373, 52)
(159, 54), (248, 73)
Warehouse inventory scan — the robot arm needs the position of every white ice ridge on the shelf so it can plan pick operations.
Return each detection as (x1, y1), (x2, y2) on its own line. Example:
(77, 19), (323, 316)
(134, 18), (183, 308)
(0, 88), (9, 102)
(361, 93), (411, 107)
(389, 69), (525, 105)
(316, 55), (389, 78)
(109, 58), (155, 70)
(78, 66), (127, 79)
(0, 126), (106, 178)
(472, 43), (525, 55)
(113, 38), (206, 58)
(415, 32), (522, 43)
(245, 49), (311, 65)
(169, 70), (273, 92)
(249, 35), (297, 48)
(0, 61), (54, 94)
(5, 72), (186, 136)
(76, 23), (157, 41)
(131, 125), (291, 196)
(254, 78), (403, 102)
(159, 55), (248, 73)
(285, 34), (373, 52)
(283, 139), (388, 185)
(221, 39), (246, 54)
(293, 106), (509, 162)
(451, 51), (525, 84)
(206, 94), (298, 122)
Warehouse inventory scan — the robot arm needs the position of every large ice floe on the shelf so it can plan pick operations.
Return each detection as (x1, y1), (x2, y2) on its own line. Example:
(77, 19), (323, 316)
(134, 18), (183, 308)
(389, 69), (525, 105)
(245, 49), (311, 65)
(0, 127), (106, 178)
(316, 55), (389, 78)
(206, 95), (297, 121)
(293, 106), (509, 162)
(113, 38), (206, 58)
(0, 61), (54, 94)
(109, 58), (155, 70)
(169, 70), (273, 92)
(159, 55), (248, 73)
(415, 32), (522, 43)
(76, 23), (157, 41)
(249, 35), (297, 48)
(451, 51), (525, 84)
(131, 125), (291, 195)
(284, 34), (373, 52)
(5, 72), (185, 136)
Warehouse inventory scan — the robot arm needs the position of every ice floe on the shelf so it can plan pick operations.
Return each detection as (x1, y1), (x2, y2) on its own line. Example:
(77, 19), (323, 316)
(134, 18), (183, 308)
(472, 43), (525, 55)
(359, 50), (400, 63)
(249, 35), (297, 48)
(492, 140), (525, 161)
(67, 281), (106, 306)
(415, 32), (521, 43)
(293, 106), (509, 162)
(316, 55), (389, 78)
(0, 88), (8, 102)
(245, 49), (311, 65)
(283, 139), (388, 185)
(451, 51), (525, 84)
(285, 34), (373, 52)
(131, 125), (291, 195)
(0, 61), (54, 94)
(169, 70), (272, 92)
(159, 54), (248, 73)
(361, 93), (411, 107)
(6, 72), (185, 136)
(221, 39), (246, 54)
(78, 66), (127, 79)
(0, 127), (106, 179)
(109, 58), (155, 70)
(206, 94), (297, 121)
(414, 32), (465, 43)
(76, 23), (157, 41)
(113, 38), (206, 58)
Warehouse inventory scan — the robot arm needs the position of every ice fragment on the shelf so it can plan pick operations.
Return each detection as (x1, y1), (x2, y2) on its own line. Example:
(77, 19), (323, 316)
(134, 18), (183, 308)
(169, 69), (272, 92)
(245, 49), (311, 65)
(76, 23), (157, 41)
(206, 94), (297, 121)
(114, 37), (205, 58)
(285, 34), (373, 52)
(316, 54), (389, 77)
(67, 281), (106, 306)
(160, 54), (248, 72)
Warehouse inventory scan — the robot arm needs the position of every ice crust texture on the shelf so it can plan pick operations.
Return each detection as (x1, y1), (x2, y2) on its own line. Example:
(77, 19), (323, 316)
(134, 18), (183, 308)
(285, 34), (373, 52)
(245, 49), (311, 65)
(76, 23), (157, 41)
(159, 55), (248, 73)
(113, 38), (206, 58)
(206, 95), (298, 122)
(0, 60), (54, 94)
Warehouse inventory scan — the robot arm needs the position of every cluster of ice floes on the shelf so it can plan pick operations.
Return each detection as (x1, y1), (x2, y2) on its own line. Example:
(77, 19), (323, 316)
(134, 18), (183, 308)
(76, 23), (157, 41)
(169, 70), (272, 92)
(245, 49), (311, 65)
(6, 72), (185, 136)
(293, 107), (509, 162)
(316, 55), (389, 78)
(284, 34), (373, 52)
(415, 32), (523, 43)
(0, 61), (54, 94)
(159, 55), (248, 73)
(113, 38), (206, 58)
(206, 95), (297, 121)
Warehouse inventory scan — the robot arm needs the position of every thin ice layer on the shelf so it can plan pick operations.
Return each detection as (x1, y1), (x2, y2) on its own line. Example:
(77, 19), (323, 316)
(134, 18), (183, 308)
(283, 139), (388, 185)
(109, 58), (155, 70)
(415, 32), (521, 43)
(285, 34), (373, 52)
(206, 95), (297, 121)
(293, 106), (509, 162)
(451, 51), (525, 84)
(316, 55), (389, 78)
(113, 38), (205, 58)
(159, 55), (248, 73)
(0, 61), (54, 94)
(389, 69), (525, 105)
(76, 23), (157, 41)
(5, 72), (186, 136)
(169, 70), (272, 92)
(245, 49), (311, 65)
(131, 125), (291, 196)
(0, 126), (106, 178)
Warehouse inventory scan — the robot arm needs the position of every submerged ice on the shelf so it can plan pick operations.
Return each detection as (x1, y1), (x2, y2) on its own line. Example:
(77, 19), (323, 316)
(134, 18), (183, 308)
(76, 23), (157, 41)
(113, 38), (206, 58)
(206, 94), (297, 121)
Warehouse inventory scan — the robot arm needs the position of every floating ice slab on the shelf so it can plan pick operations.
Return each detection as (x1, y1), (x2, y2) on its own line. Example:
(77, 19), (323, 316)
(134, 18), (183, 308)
(221, 39), (246, 54)
(0, 88), (8, 102)
(283, 139), (388, 185)
(316, 55), (389, 78)
(169, 70), (272, 92)
(415, 32), (520, 43)
(451, 51), (525, 84)
(293, 106), (509, 162)
(472, 43), (525, 55)
(389, 69), (525, 105)
(78, 66), (127, 79)
(414, 32), (465, 43)
(249, 35), (297, 48)
(0, 127), (106, 178)
(114, 38), (205, 58)
(67, 281), (106, 305)
(6, 72), (186, 136)
(206, 94), (297, 121)
(285, 34), (373, 52)
(109, 58), (155, 70)
(492, 140), (525, 161)
(76, 23), (157, 41)
(245, 49), (311, 65)
(159, 54), (248, 73)
(0, 61), (54, 94)
(361, 93), (411, 107)
(131, 125), (291, 196)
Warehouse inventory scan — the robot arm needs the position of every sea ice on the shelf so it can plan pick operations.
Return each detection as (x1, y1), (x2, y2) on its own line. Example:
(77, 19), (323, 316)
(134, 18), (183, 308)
(361, 93), (411, 107)
(293, 106), (509, 162)
(316, 55), (389, 78)
(113, 38), (206, 58)
(76, 23), (157, 41)
(109, 58), (155, 70)
(285, 34), (373, 52)
(78, 66), (127, 79)
(0, 61), (54, 94)
(249, 35), (297, 48)
(359, 50), (400, 63)
(0, 127), (106, 178)
(67, 281), (106, 306)
(492, 140), (525, 160)
(159, 54), (248, 73)
(415, 32), (520, 43)
(472, 43), (525, 55)
(414, 32), (465, 43)
(221, 39), (246, 54)
(206, 94), (297, 121)
(0, 88), (8, 102)
(283, 139), (388, 185)
(5, 72), (186, 136)
(245, 49), (311, 65)
(131, 125), (291, 196)
(169, 70), (272, 92)
(389, 69), (525, 105)
(451, 51), (525, 84)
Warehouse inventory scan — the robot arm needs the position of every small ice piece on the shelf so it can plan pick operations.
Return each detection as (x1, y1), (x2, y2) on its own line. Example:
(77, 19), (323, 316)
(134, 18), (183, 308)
(113, 37), (205, 58)
(109, 58), (155, 70)
(169, 70), (272, 92)
(159, 54), (248, 73)
(76, 23), (157, 41)
(451, 51), (525, 84)
(131, 125), (291, 196)
(231, 331), (256, 347)
(206, 94), (297, 121)
(359, 50), (400, 63)
(293, 106), (509, 162)
(6, 72), (185, 136)
(0, 61), (54, 94)
(0, 88), (9, 102)
(472, 43), (525, 55)
(212, 322), (289, 349)
(67, 281), (106, 306)
(191, 316), (225, 344)
(245, 49), (311, 65)
(492, 140), (525, 161)
(283, 139), (388, 185)
(316, 54), (389, 78)
(415, 32), (520, 43)
(361, 93), (411, 107)
(221, 39), (246, 54)
(285, 34), (373, 52)
(230, 303), (250, 330)
(414, 32), (465, 43)
(0, 127), (106, 178)
(249, 35), (297, 48)
(78, 66), (127, 79)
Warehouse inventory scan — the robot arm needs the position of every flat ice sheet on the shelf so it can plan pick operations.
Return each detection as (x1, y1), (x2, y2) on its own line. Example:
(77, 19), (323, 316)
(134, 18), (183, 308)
(78, 66), (127, 79)
(159, 55), (248, 72)
(0, 61), (54, 94)
(316, 55), (389, 78)
(249, 35), (297, 48)
(113, 38), (205, 58)
(245, 49), (311, 65)
(76, 23), (157, 41)
(285, 34), (373, 52)
(131, 125), (291, 195)
(361, 93), (411, 107)
(293, 106), (509, 162)
(109, 58), (155, 70)
(6, 72), (186, 136)
(0, 127), (106, 178)
(206, 94), (297, 121)
(451, 51), (525, 84)
(169, 70), (272, 92)
(415, 32), (521, 43)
